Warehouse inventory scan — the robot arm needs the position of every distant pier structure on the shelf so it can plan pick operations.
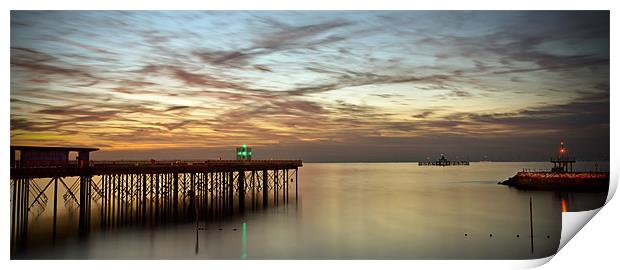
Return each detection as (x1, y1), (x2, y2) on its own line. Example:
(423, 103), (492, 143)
(10, 145), (302, 255)
(418, 154), (469, 166)
(550, 140), (575, 172)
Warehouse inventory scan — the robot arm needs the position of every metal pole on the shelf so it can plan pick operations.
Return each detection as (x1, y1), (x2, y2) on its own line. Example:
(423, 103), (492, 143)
(251, 171), (255, 211)
(530, 197), (534, 254)
(11, 179), (18, 250)
(53, 177), (58, 243)
(274, 170), (278, 206)
(101, 175), (105, 228)
(155, 174), (159, 224)
(262, 170), (268, 208)
(174, 173), (179, 221)
(229, 171), (234, 214)
(130, 174), (134, 225)
(79, 176), (86, 235)
(239, 171), (245, 213)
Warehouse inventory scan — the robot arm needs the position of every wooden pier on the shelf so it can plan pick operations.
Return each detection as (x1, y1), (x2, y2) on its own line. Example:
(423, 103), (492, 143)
(418, 160), (470, 166)
(418, 154), (469, 166)
(10, 155), (302, 254)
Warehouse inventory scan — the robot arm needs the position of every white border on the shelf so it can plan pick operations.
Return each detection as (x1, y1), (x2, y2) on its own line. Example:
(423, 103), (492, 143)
(2, 1), (618, 269)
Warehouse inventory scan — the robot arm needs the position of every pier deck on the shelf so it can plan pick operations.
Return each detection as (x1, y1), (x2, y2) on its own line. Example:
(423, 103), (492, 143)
(11, 160), (303, 178)
(418, 161), (469, 166)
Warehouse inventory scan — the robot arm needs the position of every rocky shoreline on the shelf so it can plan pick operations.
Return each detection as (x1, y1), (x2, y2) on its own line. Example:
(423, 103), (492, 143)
(499, 171), (609, 191)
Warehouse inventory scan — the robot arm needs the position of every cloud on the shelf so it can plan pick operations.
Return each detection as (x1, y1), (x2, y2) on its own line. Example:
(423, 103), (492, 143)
(412, 111), (434, 119)
(192, 19), (352, 69)
(157, 120), (195, 131)
(286, 71), (453, 96)
(166, 105), (190, 111)
(254, 64), (272, 72)
(11, 47), (100, 86)
(463, 99), (609, 130)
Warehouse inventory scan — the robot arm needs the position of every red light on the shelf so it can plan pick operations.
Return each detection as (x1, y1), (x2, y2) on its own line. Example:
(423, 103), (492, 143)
(560, 149), (565, 153)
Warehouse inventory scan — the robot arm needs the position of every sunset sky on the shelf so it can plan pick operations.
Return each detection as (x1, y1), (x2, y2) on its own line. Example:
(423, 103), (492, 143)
(10, 11), (610, 161)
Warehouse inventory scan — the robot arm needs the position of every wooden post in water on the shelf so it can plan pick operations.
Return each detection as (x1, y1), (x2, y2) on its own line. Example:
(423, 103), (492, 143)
(173, 173), (179, 221)
(262, 170), (268, 208)
(100, 176), (105, 228)
(209, 172), (214, 219)
(154, 174), (159, 223)
(251, 171), (255, 210)
(11, 179), (17, 250)
(123, 174), (127, 226)
(218, 172), (222, 215)
(142, 174), (147, 224)
(238, 171), (245, 213)
(107, 175), (112, 228)
(130, 174), (134, 225)
(229, 171), (234, 214)
(79, 175), (89, 235)
(53, 177), (58, 243)
(25, 179), (29, 240)
(149, 174), (154, 225)
(274, 170), (278, 206)
(530, 197), (534, 254)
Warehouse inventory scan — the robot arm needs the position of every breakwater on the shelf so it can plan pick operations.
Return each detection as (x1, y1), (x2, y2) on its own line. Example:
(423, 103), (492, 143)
(499, 171), (609, 191)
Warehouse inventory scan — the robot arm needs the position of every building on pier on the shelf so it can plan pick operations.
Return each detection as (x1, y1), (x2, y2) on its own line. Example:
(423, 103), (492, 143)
(10, 146), (99, 169)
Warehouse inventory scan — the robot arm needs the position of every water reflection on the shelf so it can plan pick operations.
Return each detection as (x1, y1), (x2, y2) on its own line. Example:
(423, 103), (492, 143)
(12, 162), (609, 259)
(561, 198), (568, 213)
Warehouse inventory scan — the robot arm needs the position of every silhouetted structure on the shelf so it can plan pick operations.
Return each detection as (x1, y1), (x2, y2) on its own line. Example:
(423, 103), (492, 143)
(500, 140), (608, 190)
(10, 145), (302, 256)
(550, 140), (575, 172)
(11, 146), (99, 169)
(418, 154), (469, 166)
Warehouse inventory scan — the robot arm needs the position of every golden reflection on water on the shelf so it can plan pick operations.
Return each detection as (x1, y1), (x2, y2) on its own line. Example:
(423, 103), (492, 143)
(561, 198), (568, 213)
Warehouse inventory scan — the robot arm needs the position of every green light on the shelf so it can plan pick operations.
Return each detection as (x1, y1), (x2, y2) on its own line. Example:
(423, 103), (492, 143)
(242, 144), (247, 149)
(241, 222), (247, 259)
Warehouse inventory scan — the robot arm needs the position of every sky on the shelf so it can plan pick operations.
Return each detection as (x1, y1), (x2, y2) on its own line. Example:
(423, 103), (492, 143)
(10, 11), (610, 162)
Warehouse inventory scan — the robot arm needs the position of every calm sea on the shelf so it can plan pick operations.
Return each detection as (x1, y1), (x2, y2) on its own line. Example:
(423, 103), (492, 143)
(15, 162), (608, 259)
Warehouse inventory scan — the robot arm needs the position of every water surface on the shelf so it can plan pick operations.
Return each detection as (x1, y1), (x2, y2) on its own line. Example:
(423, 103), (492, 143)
(15, 162), (608, 259)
